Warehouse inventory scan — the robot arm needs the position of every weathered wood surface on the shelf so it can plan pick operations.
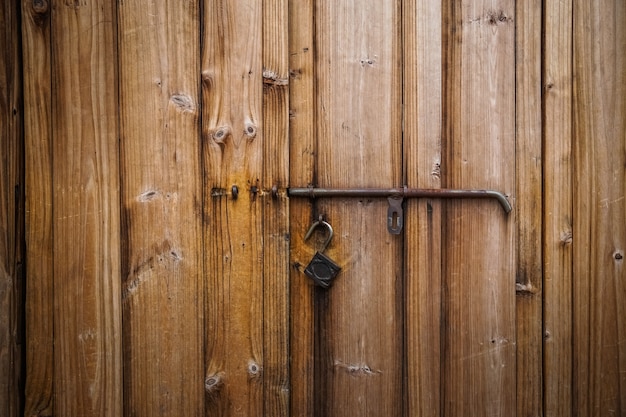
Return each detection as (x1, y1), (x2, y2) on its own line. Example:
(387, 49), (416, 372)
(572, 0), (626, 414)
(262, 0), (290, 415)
(0, 1), (23, 416)
(543, 1), (574, 415)
(442, 1), (516, 415)
(50, 2), (122, 415)
(403, 1), (443, 415)
(515, 0), (544, 415)
(22, 0), (55, 415)
(202, 1), (264, 415)
(11, 1), (626, 416)
(118, 2), (204, 415)
(312, 1), (403, 416)
(288, 0), (316, 415)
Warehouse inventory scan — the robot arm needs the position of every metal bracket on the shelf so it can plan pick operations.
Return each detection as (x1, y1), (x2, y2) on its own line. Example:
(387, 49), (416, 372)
(387, 196), (403, 235)
(288, 186), (512, 234)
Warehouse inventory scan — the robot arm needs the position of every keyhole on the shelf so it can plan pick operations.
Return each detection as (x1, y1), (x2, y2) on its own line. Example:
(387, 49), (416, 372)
(387, 197), (403, 234)
(388, 208), (402, 234)
(391, 211), (399, 229)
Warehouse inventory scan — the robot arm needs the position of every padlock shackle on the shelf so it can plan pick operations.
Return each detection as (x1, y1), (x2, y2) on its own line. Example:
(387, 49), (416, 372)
(304, 216), (334, 252)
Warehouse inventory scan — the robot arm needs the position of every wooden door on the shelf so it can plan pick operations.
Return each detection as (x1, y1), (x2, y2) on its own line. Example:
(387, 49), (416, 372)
(290, 1), (527, 416)
(12, 0), (625, 416)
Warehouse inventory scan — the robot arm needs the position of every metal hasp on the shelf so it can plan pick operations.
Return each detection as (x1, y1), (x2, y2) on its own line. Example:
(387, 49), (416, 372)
(288, 186), (512, 234)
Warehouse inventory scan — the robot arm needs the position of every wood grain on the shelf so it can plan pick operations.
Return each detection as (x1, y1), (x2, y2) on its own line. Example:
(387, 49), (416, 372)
(118, 2), (204, 415)
(403, 1), (443, 415)
(573, 1), (626, 414)
(442, 1), (516, 415)
(22, 0), (55, 414)
(543, 1), (574, 415)
(0, 1), (23, 415)
(288, 0), (316, 415)
(262, 0), (290, 415)
(202, 1), (264, 415)
(515, 1), (544, 415)
(313, 1), (403, 415)
(13, 2), (626, 415)
(50, 2), (122, 415)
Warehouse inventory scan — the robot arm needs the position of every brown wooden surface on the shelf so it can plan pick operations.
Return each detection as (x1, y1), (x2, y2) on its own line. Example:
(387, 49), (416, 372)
(572, 1), (626, 414)
(313, 1), (403, 416)
(262, 0), (290, 415)
(543, 1), (574, 415)
(118, 2), (204, 415)
(22, 0), (55, 415)
(403, 1), (443, 415)
(0, 1), (23, 416)
(515, 0), (544, 415)
(50, 2), (122, 415)
(11, 1), (626, 415)
(442, 1), (516, 415)
(202, 1), (264, 415)
(288, 0), (316, 415)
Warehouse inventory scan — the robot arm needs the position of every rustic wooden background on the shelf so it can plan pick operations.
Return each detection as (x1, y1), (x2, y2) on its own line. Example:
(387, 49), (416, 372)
(0, 0), (624, 416)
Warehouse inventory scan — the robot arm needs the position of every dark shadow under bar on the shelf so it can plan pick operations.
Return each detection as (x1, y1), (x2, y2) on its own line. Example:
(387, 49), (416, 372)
(287, 187), (512, 214)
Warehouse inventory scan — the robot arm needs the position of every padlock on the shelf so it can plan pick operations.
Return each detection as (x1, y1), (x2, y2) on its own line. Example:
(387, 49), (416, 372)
(303, 216), (341, 288)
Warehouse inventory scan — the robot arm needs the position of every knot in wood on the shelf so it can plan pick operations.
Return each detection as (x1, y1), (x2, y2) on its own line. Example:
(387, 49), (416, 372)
(247, 361), (262, 378)
(32, 0), (48, 13)
(170, 93), (195, 113)
(244, 123), (257, 139)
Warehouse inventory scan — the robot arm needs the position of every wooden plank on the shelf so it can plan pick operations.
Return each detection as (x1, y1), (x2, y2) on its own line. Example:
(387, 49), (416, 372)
(572, 1), (626, 414)
(514, 1), (544, 415)
(22, 0), (55, 415)
(262, 0), (290, 415)
(118, 2), (204, 415)
(441, 1), (516, 415)
(0, 1), (23, 416)
(50, 2), (122, 415)
(403, 1), (443, 415)
(313, 1), (403, 415)
(543, 0), (573, 415)
(288, 0), (316, 415)
(202, 1), (264, 415)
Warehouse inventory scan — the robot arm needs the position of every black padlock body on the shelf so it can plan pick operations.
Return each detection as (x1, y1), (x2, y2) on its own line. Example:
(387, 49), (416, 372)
(304, 251), (341, 288)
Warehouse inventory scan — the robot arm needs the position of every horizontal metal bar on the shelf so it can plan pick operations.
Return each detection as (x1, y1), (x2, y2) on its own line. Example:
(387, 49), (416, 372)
(287, 186), (512, 214)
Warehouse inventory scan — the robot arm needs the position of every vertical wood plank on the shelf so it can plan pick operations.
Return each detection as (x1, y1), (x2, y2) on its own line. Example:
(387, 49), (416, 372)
(515, 0), (544, 415)
(202, 1), (264, 415)
(262, 0), (290, 415)
(118, 1), (204, 415)
(314, 1), (403, 415)
(288, 0), (316, 415)
(22, 0), (55, 414)
(0, 1), (24, 415)
(442, 1), (516, 415)
(573, 1), (626, 414)
(403, 0), (443, 415)
(51, 2), (122, 415)
(543, 0), (573, 415)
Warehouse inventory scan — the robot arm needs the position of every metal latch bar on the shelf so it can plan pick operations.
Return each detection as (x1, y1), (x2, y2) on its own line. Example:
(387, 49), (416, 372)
(287, 186), (512, 234)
